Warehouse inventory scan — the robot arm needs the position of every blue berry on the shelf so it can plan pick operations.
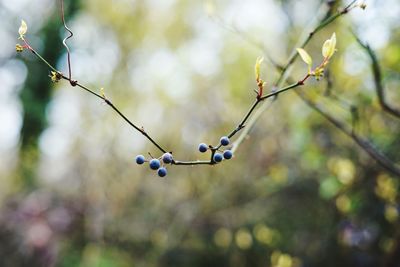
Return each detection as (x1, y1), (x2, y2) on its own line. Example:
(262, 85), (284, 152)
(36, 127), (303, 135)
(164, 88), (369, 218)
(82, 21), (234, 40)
(198, 143), (208, 153)
(223, 150), (233, 160)
(135, 155), (145, 164)
(162, 153), (173, 164)
(213, 153), (223, 163)
(158, 167), (167, 177)
(149, 159), (161, 170)
(220, 136), (230, 146)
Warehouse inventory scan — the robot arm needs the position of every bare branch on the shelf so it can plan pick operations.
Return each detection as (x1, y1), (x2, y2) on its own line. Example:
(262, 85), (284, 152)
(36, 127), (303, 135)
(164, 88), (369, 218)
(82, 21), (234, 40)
(354, 34), (400, 119)
(296, 89), (400, 178)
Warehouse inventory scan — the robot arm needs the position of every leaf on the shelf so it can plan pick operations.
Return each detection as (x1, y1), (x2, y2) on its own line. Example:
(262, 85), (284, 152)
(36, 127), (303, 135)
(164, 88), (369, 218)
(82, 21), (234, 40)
(18, 20), (28, 37)
(322, 32), (336, 59)
(296, 48), (312, 66)
(254, 56), (264, 80)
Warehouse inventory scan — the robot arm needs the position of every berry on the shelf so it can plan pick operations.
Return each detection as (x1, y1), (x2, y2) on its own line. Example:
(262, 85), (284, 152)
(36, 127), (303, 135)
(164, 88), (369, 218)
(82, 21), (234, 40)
(223, 150), (233, 160)
(198, 143), (208, 153)
(149, 159), (161, 170)
(135, 155), (145, 164)
(213, 153), (223, 163)
(162, 152), (173, 164)
(220, 136), (230, 146)
(158, 167), (167, 177)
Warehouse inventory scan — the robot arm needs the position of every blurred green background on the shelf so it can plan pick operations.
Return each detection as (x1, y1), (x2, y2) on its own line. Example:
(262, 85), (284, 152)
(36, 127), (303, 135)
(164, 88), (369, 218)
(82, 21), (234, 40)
(0, 0), (399, 266)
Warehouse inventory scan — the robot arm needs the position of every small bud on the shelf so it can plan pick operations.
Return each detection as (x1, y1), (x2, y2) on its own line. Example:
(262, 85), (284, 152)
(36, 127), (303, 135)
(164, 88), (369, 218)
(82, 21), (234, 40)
(49, 71), (62, 83)
(312, 67), (324, 81)
(18, 20), (28, 39)
(359, 2), (367, 10)
(100, 88), (106, 98)
(15, 44), (24, 52)
(254, 56), (264, 81)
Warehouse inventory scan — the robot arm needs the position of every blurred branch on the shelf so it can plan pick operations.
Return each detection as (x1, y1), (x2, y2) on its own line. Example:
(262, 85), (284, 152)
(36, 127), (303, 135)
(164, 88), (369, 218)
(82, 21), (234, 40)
(354, 33), (400, 119)
(209, 15), (284, 71)
(296, 89), (400, 178)
(280, 72), (400, 177)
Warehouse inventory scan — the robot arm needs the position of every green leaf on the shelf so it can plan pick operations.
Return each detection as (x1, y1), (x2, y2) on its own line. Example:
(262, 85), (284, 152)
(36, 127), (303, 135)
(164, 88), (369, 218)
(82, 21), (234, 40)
(296, 48), (312, 66)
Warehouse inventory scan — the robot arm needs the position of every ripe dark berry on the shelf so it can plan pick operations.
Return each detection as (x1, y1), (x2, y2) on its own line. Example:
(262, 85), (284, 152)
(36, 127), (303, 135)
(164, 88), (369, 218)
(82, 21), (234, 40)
(135, 155), (145, 164)
(220, 136), (230, 146)
(158, 167), (167, 177)
(198, 143), (208, 153)
(162, 153), (173, 164)
(223, 150), (233, 160)
(213, 153), (223, 163)
(149, 159), (161, 170)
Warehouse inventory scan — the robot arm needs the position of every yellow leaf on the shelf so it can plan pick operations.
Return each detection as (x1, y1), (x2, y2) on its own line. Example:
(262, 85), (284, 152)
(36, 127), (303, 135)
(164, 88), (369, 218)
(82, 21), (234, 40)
(100, 88), (105, 98)
(254, 56), (264, 80)
(322, 33), (336, 59)
(18, 20), (28, 38)
(296, 48), (312, 66)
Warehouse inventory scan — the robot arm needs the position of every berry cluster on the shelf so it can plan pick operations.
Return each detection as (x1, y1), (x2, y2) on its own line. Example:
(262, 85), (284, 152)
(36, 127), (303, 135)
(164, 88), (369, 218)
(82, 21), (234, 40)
(198, 136), (233, 163)
(135, 152), (173, 177)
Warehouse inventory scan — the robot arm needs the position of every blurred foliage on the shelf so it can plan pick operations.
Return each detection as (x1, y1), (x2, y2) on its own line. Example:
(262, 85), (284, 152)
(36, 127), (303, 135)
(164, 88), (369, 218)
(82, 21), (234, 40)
(0, 0), (399, 267)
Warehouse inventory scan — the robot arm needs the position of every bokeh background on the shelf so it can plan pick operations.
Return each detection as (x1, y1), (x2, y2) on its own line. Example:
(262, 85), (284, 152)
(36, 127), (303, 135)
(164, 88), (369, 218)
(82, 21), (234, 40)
(0, 0), (400, 266)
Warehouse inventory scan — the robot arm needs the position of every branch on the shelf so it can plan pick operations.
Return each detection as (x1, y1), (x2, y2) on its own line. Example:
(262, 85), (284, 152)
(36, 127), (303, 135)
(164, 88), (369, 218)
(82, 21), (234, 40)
(274, 0), (358, 86)
(55, 0), (168, 154)
(24, 37), (310, 166)
(210, 15), (284, 71)
(16, 1), (360, 171)
(60, 0), (74, 83)
(24, 42), (169, 155)
(354, 34), (400, 119)
(231, 1), (357, 153)
(296, 89), (400, 178)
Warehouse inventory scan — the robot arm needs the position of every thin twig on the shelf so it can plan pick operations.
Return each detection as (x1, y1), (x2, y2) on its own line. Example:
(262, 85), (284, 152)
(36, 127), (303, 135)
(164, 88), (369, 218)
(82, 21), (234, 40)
(21, 52), (169, 155)
(173, 160), (214, 166)
(275, 0), (358, 86)
(20, 0), (360, 167)
(230, 1), (356, 154)
(353, 33), (400, 119)
(211, 15), (284, 71)
(58, 76), (169, 154)
(60, 0), (74, 83)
